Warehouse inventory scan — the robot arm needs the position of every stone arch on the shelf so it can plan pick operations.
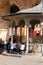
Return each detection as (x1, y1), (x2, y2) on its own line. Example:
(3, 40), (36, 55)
(29, 19), (40, 30)
(10, 5), (20, 13)
(29, 19), (41, 42)
(10, 0), (23, 10)
(10, 0), (40, 10)
(19, 19), (25, 27)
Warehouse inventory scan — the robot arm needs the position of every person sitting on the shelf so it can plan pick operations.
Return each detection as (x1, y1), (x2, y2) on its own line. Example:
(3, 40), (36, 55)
(6, 39), (11, 53)
(20, 42), (25, 54)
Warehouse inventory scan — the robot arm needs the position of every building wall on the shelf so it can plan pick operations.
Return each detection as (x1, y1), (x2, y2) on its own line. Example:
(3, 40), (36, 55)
(10, 0), (40, 9)
(0, 0), (40, 16)
(0, 19), (9, 43)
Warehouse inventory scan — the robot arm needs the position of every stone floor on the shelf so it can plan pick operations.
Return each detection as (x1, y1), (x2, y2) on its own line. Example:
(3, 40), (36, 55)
(0, 53), (43, 65)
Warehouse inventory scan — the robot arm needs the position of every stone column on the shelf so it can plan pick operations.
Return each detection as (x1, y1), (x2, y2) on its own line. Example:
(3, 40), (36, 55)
(15, 26), (17, 37)
(20, 26), (22, 42)
(25, 25), (27, 36)
(26, 26), (29, 53)
(10, 21), (13, 50)
(15, 26), (17, 42)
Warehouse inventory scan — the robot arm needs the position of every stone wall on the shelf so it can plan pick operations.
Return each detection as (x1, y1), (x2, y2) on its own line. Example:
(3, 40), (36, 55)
(0, 0), (40, 16)
(0, 19), (9, 43)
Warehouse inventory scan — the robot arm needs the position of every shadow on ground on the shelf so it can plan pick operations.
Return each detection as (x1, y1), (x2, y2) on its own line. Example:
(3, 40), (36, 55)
(0, 54), (22, 58)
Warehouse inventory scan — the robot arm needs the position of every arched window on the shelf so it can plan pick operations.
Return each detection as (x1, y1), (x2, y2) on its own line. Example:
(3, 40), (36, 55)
(10, 5), (20, 13)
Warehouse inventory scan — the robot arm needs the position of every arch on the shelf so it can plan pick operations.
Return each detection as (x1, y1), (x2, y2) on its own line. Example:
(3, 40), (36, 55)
(19, 19), (25, 27)
(10, 5), (20, 13)
(29, 19), (40, 30)
(9, 20), (16, 27)
(29, 19), (41, 39)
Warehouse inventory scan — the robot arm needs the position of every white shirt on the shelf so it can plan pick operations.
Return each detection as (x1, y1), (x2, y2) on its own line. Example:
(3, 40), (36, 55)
(20, 44), (25, 50)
